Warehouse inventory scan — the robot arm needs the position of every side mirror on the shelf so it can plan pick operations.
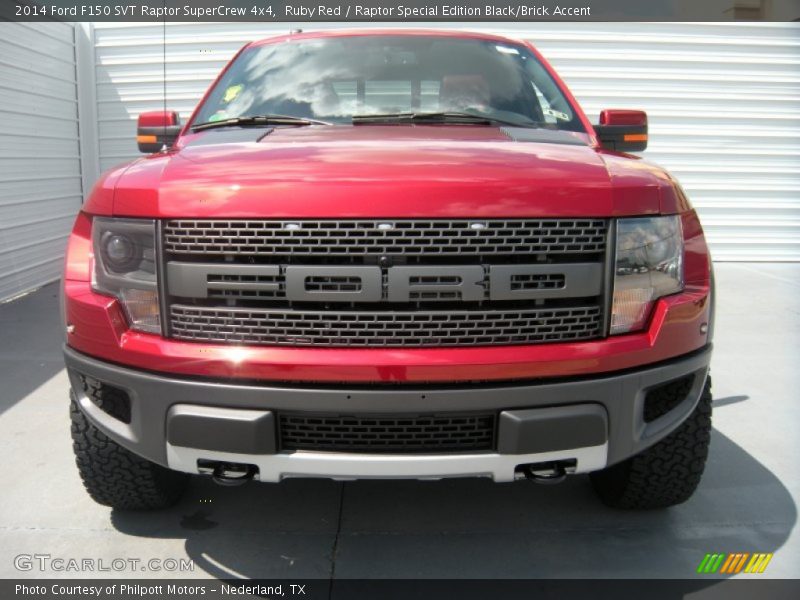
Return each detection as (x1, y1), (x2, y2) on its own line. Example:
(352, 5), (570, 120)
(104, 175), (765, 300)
(594, 109), (648, 152)
(137, 111), (181, 153)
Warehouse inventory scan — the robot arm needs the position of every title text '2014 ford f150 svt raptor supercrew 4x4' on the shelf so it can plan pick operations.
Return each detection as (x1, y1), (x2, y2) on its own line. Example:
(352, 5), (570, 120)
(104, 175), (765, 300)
(63, 30), (714, 510)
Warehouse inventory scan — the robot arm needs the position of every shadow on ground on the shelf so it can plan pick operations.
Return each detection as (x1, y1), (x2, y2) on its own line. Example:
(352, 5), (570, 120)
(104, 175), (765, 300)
(111, 427), (796, 581)
(0, 283), (64, 415)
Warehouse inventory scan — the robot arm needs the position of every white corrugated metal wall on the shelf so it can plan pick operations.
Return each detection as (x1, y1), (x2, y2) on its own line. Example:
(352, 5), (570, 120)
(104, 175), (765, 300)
(0, 23), (83, 301)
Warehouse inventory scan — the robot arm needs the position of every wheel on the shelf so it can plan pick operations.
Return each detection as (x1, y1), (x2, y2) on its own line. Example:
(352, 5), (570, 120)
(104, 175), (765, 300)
(70, 392), (188, 510)
(590, 376), (712, 509)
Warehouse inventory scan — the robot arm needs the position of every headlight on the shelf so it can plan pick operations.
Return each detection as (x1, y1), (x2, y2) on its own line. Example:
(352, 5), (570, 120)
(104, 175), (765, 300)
(103, 233), (137, 269)
(610, 215), (684, 335)
(91, 218), (161, 334)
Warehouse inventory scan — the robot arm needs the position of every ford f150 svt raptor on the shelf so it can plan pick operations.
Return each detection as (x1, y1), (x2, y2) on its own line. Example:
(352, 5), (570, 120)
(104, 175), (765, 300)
(63, 30), (714, 510)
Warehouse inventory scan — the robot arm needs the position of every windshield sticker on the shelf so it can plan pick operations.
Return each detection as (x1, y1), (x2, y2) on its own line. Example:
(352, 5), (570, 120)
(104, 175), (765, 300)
(222, 84), (243, 103)
(207, 110), (229, 122)
(543, 107), (570, 121)
(495, 45), (520, 55)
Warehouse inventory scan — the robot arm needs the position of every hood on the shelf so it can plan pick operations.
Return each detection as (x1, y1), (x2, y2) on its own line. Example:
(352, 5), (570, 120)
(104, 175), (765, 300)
(111, 126), (668, 218)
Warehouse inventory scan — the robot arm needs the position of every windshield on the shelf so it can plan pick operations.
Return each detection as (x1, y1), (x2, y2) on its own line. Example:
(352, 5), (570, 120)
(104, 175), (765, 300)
(192, 35), (584, 131)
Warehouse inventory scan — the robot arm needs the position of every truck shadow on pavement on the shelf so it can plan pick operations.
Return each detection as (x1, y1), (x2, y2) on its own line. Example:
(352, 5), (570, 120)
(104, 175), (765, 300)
(111, 427), (796, 582)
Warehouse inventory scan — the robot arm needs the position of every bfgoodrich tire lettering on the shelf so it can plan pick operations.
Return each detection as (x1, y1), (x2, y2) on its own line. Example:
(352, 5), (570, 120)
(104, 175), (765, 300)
(590, 376), (712, 509)
(70, 392), (188, 510)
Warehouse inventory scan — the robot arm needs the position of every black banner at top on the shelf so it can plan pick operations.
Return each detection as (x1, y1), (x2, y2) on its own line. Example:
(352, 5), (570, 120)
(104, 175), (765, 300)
(4, 0), (800, 22)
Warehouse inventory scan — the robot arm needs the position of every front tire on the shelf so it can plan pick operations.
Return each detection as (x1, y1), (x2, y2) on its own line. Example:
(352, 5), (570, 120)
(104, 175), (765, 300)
(590, 376), (712, 509)
(70, 392), (188, 510)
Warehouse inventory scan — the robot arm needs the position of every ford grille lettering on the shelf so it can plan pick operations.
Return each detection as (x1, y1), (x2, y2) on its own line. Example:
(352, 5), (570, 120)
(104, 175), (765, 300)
(167, 263), (603, 302)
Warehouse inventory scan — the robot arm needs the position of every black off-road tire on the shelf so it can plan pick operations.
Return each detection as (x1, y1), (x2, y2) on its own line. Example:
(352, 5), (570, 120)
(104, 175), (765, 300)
(70, 392), (188, 510)
(590, 376), (712, 509)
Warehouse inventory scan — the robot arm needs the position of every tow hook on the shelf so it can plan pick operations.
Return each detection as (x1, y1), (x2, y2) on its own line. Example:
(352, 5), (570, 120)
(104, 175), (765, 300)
(519, 460), (576, 485)
(198, 461), (257, 486)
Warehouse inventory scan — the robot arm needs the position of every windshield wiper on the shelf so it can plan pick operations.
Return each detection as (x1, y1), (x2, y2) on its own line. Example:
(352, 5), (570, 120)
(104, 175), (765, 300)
(351, 111), (537, 128)
(191, 114), (331, 132)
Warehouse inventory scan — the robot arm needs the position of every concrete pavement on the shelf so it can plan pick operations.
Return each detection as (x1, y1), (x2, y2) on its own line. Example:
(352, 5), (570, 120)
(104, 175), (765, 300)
(0, 263), (797, 580)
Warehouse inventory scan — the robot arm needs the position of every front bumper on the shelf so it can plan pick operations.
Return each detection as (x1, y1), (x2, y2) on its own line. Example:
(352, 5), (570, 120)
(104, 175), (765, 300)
(63, 277), (712, 384)
(65, 344), (711, 483)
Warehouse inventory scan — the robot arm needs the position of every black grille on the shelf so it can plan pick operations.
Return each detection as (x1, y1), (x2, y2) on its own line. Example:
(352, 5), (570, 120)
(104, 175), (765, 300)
(163, 218), (609, 348)
(170, 304), (602, 347)
(511, 273), (565, 290)
(163, 219), (607, 257)
(207, 272), (283, 299)
(279, 412), (496, 453)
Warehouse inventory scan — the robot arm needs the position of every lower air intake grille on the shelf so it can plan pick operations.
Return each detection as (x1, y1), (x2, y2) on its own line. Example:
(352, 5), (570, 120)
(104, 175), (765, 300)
(643, 374), (696, 423)
(169, 305), (602, 347)
(78, 374), (131, 424)
(279, 412), (496, 453)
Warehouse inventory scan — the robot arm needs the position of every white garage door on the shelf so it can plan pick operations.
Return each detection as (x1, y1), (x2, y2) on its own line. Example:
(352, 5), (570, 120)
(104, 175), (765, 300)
(0, 23), (82, 302)
(90, 21), (800, 261)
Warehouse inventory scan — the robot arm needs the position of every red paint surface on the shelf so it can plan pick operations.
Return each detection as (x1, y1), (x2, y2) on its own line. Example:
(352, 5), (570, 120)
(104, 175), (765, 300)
(92, 125), (683, 219)
(63, 209), (711, 384)
(599, 109), (647, 127)
(137, 111), (180, 128)
(67, 30), (713, 384)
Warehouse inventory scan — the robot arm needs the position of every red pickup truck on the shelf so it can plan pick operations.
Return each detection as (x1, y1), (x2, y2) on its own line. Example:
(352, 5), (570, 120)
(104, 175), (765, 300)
(62, 30), (714, 510)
